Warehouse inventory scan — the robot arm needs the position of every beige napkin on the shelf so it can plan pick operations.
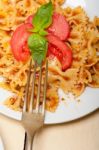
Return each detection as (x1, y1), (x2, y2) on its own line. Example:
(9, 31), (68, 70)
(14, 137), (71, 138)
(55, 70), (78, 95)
(0, 110), (99, 150)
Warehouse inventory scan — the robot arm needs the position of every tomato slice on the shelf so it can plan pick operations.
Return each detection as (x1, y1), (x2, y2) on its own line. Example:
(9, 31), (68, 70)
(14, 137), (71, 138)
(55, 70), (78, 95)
(10, 23), (32, 61)
(62, 48), (72, 71)
(47, 35), (72, 70)
(48, 43), (63, 62)
(47, 13), (70, 41)
(47, 34), (69, 54)
(25, 15), (34, 24)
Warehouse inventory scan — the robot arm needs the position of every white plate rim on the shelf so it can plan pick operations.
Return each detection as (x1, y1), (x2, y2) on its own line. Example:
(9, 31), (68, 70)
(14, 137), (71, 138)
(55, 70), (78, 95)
(0, 87), (99, 124)
(0, 105), (99, 125)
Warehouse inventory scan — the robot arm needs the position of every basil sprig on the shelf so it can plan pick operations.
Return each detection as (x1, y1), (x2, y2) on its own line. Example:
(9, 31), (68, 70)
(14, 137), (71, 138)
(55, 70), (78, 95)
(28, 2), (53, 64)
(32, 1), (53, 35)
(28, 34), (48, 64)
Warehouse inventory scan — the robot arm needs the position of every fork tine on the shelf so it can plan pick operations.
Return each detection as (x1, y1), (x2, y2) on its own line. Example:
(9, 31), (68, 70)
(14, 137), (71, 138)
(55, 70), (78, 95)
(35, 62), (42, 112)
(29, 61), (37, 112)
(42, 60), (48, 115)
(23, 60), (32, 112)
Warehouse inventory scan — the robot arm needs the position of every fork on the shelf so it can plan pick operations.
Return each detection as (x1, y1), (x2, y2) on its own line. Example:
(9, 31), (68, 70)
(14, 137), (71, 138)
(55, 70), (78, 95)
(22, 60), (48, 150)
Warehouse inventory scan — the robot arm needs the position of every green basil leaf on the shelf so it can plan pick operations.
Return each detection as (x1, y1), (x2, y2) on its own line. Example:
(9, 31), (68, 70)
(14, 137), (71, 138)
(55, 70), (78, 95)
(28, 33), (48, 64)
(32, 1), (53, 33)
(39, 29), (48, 36)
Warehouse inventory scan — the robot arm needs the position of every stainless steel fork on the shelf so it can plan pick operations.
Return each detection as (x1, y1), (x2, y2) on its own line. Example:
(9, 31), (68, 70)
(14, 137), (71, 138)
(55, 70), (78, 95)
(22, 60), (48, 150)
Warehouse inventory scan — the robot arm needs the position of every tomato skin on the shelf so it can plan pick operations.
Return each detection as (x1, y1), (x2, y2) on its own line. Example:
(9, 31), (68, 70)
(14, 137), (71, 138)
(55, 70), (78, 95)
(62, 48), (72, 71)
(47, 13), (70, 41)
(48, 43), (63, 62)
(11, 23), (32, 61)
(47, 35), (72, 70)
(47, 34), (66, 52)
(25, 15), (34, 24)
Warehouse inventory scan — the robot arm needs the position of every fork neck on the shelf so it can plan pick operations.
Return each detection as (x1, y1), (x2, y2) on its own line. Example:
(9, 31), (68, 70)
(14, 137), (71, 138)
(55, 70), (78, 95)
(24, 132), (35, 150)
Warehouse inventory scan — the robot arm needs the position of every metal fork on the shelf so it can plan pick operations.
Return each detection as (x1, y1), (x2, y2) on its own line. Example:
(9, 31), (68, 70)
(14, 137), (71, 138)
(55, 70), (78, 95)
(22, 60), (48, 150)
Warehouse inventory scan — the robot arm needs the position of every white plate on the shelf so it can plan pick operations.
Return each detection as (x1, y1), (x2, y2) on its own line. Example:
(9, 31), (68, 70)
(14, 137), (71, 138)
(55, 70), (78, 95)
(0, 0), (99, 124)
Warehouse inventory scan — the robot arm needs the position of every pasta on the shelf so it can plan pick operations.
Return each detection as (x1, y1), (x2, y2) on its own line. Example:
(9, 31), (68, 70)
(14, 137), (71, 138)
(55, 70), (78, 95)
(0, 0), (99, 111)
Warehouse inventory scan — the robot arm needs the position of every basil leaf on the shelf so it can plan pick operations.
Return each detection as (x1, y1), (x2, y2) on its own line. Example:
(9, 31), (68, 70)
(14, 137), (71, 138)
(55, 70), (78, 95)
(32, 1), (53, 33)
(28, 33), (48, 64)
(39, 29), (48, 36)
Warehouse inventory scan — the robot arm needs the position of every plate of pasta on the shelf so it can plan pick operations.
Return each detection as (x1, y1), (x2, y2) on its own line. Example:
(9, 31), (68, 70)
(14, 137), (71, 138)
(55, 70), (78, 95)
(0, 0), (99, 124)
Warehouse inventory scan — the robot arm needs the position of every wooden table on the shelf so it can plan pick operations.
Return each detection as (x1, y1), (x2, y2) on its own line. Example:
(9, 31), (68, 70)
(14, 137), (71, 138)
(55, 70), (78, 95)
(0, 110), (99, 150)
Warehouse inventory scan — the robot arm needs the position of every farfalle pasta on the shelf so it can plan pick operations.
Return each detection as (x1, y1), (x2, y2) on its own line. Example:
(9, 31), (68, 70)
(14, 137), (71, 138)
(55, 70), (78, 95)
(0, 0), (99, 111)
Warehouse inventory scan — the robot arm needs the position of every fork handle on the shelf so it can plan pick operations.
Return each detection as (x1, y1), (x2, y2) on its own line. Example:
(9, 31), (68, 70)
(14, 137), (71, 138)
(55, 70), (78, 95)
(23, 132), (35, 150)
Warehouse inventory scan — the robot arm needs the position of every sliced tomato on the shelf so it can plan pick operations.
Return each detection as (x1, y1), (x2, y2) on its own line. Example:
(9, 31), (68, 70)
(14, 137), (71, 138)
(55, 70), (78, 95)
(47, 34), (69, 54)
(62, 48), (72, 71)
(47, 13), (70, 41)
(47, 35), (72, 70)
(10, 23), (33, 61)
(48, 43), (63, 62)
(25, 15), (34, 24)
